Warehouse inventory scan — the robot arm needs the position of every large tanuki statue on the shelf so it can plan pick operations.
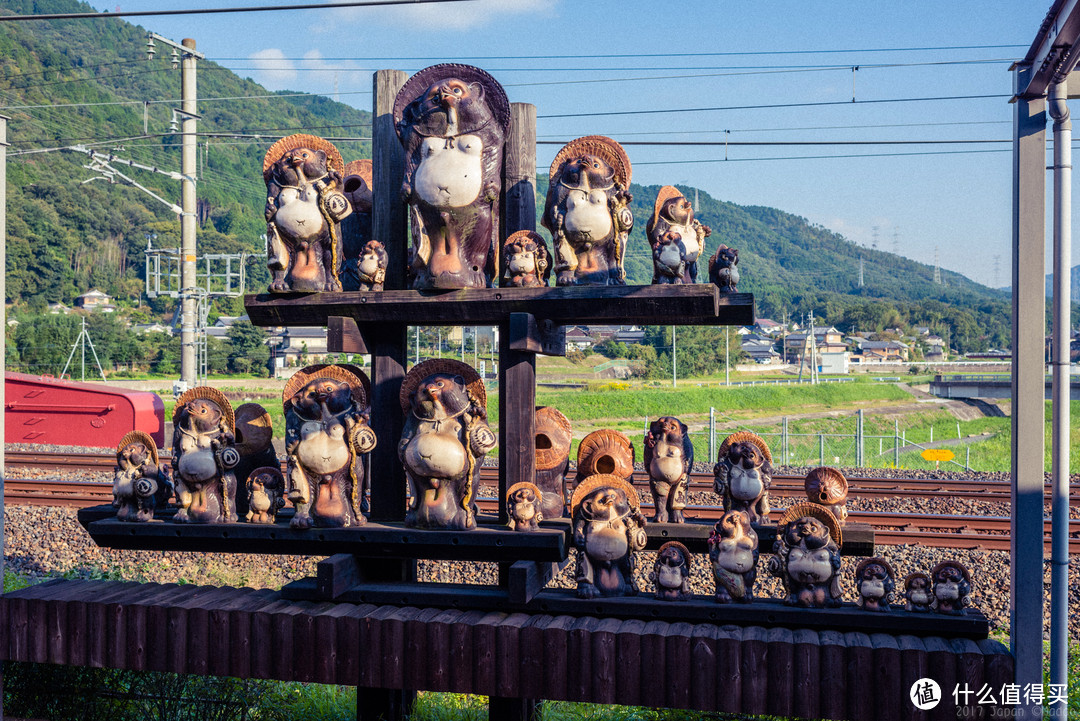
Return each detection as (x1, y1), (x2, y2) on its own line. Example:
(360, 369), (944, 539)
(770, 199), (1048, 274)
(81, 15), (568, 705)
(647, 186), (711, 284)
(708, 509), (759, 603)
(571, 474), (647, 598)
(112, 430), (172, 522)
(399, 359), (496, 530)
(284, 364), (376, 529)
(395, 64), (510, 289)
(263, 134), (352, 292)
(543, 135), (634, 286)
(171, 387), (240, 524)
(768, 502), (843, 608)
(713, 431), (774, 524)
(643, 416), (693, 523)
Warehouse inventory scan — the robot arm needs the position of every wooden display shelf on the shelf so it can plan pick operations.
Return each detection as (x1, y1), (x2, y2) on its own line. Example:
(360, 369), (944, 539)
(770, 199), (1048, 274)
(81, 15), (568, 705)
(646, 521), (876, 557)
(77, 505), (570, 563)
(276, 578), (990, 639)
(244, 285), (754, 328)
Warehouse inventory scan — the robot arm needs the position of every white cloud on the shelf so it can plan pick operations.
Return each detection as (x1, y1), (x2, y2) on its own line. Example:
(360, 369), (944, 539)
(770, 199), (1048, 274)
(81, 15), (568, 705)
(248, 48), (297, 88)
(329, 0), (554, 31)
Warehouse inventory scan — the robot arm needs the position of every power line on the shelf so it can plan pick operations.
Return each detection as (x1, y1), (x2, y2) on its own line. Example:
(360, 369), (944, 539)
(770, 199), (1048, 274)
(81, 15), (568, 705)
(539, 120), (1012, 138)
(211, 44), (1027, 61)
(537, 94), (1011, 120)
(537, 139), (1009, 147)
(631, 148), (1009, 165)
(0, 0), (473, 22)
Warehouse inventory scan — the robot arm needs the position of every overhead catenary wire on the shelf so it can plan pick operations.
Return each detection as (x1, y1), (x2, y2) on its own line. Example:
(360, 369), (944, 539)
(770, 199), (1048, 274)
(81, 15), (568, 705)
(0, 0), (474, 21)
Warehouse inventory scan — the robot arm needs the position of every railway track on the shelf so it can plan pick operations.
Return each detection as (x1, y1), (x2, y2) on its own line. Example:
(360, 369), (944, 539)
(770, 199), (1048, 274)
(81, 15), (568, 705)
(9, 449), (1076, 505)
(7, 476), (1079, 554)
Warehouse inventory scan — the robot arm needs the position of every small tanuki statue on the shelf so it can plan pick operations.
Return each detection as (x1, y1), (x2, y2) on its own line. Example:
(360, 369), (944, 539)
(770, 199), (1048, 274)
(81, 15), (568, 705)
(650, 541), (693, 601)
(854, 557), (896, 612)
(708, 244), (740, 292)
(903, 572), (933, 613)
(804, 466), (849, 526)
(356, 240), (389, 292)
(768, 502), (843, 608)
(340, 159), (375, 291)
(649, 230), (688, 285)
(570, 474), (648, 599)
(506, 481), (544, 532)
(713, 431), (773, 524)
(263, 134), (352, 292)
(542, 135), (634, 286)
(930, 560), (972, 615)
(284, 364), (377, 529)
(708, 509), (759, 604)
(394, 64), (510, 289)
(534, 406), (572, 519)
(231, 402), (278, 521)
(399, 359), (496, 530)
(245, 466), (286, 525)
(172, 387), (240, 524)
(501, 230), (551, 287)
(643, 416), (694, 523)
(112, 430), (172, 522)
(646, 185), (711, 284)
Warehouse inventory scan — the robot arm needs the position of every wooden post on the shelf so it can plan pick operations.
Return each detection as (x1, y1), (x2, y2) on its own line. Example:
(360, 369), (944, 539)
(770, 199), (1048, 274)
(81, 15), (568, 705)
(1, 113), (9, 721)
(372, 69), (408, 290)
(502, 102), (537, 238)
(499, 314), (538, 524)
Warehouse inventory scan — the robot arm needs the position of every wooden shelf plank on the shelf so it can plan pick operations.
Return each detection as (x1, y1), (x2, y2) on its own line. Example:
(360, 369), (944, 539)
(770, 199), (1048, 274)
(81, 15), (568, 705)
(276, 581), (989, 639)
(244, 285), (754, 327)
(77, 506), (570, 563)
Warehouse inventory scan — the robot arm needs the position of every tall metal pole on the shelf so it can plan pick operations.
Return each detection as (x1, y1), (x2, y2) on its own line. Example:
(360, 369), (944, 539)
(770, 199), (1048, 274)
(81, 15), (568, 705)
(1047, 78), (1072, 701)
(725, 326), (730, 386)
(1010, 64), (1047, 717)
(179, 38), (198, 389)
(671, 325), (676, 387)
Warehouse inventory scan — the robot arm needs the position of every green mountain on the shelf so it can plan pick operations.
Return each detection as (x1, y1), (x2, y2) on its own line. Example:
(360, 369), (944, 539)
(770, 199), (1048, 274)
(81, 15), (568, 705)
(2, 0), (1014, 353)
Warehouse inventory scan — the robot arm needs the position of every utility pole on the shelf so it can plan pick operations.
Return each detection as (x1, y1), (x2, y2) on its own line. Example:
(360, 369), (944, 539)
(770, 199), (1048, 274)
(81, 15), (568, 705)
(671, 325), (677, 387)
(809, 311), (818, 384)
(1, 115), (10, 670)
(148, 32), (204, 390)
(725, 326), (730, 386)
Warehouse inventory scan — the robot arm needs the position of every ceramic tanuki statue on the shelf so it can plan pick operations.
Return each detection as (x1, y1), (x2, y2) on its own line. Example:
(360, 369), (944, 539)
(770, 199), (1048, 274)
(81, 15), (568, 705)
(171, 387), (240, 524)
(855, 557), (896, 612)
(395, 64), (510, 289)
(245, 466), (286, 524)
(931, 560), (972, 615)
(650, 541), (693, 601)
(571, 474), (647, 598)
(506, 481), (544, 532)
(643, 416), (693, 523)
(903, 572), (933, 613)
(649, 229), (689, 285)
(112, 430), (172, 522)
(231, 402), (278, 522)
(399, 359), (496, 530)
(708, 509), (759, 603)
(534, 406), (572, 519)
(575, 429), (635, 486)
(264, 134), (351, 292)
(708, 245), (739, 292)
(340, 159), (375, 291)
(543, 135), (634, 286)
(713, 431), (773, 524)
(804, 466), (849, 526)
(284, 364), (376, 529)
(356, 240), (389, 292)
(501, 230), (551, 287)
(647, 185), (711, 284)
(768, 502), (843, 608)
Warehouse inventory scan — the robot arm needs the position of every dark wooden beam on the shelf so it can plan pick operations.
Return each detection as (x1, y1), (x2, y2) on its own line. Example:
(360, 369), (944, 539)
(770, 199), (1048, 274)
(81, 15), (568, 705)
(508, 312), (565, 356)
(245, 285), (753, 327)
(326, 316), (368, 354)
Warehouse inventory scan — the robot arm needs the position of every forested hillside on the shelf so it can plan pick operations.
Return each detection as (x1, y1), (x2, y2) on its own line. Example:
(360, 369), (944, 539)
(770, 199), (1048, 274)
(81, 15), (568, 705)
(2, 0), (1014, 356)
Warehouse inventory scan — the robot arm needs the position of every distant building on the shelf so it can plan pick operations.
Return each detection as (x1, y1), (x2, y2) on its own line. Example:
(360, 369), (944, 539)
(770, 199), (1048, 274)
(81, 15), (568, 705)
(784, 326), (846, 360)
(742, 337), (781, 364)
(273, 326), (329, 367)
(855, 339), (910, 363)
(818, 351), (850, 374)
(565, 326), (594, 351)
(48, 302), (72, 315)
(132, 323), (173, 336)
(75, 289), (116, 313)
(754, 318), (783, 335)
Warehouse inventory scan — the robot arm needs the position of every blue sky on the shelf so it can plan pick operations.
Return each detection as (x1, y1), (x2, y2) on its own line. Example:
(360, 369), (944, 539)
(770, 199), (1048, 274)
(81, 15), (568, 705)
(88, 0), (1075, 287)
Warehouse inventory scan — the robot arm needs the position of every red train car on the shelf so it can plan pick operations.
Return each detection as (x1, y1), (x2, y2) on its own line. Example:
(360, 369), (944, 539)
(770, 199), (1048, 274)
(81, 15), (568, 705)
(5, 372), (165, 448)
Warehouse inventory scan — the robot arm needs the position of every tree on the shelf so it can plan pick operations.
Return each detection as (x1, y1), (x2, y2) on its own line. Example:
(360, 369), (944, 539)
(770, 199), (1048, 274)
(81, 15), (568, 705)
(226, 321), (269, 375)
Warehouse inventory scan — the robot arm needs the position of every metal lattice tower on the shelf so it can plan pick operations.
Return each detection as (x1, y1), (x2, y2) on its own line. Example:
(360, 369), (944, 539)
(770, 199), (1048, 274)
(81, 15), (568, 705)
(871, 225), (879, 251)
(892, 228), (900, 255)
(993, 254), (1002, 288)
(858, 257), (864, 287)
(933, 247), (942, 285)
